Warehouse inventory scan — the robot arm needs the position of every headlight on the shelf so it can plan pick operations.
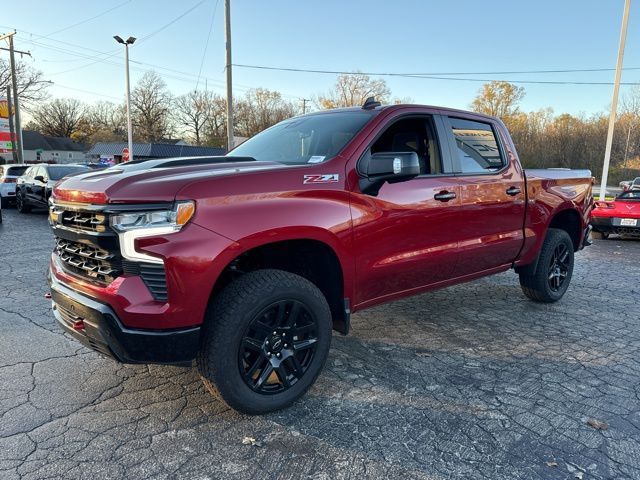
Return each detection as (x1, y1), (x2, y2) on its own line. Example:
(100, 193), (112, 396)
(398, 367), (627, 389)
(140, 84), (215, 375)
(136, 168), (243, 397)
(111, 201), (195, 232)
(111, 201), (196, 265)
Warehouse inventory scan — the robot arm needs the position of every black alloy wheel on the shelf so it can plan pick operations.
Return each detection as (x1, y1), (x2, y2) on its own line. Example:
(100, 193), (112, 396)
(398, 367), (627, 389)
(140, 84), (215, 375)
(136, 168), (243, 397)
(16, 191), (30, 213)
(547, 243), (570, 292)
(239, 299), (318, 394)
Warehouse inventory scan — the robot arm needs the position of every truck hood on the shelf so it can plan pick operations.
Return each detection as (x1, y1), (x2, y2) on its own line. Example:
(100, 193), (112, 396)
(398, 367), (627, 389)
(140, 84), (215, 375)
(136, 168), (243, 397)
(52, 157), (289, 204)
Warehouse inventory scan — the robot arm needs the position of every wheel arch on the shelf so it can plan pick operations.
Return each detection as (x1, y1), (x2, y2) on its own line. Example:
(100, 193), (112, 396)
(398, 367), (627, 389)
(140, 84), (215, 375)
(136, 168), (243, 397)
(516, 206), (582, 276)
(210, 235), (351, 334)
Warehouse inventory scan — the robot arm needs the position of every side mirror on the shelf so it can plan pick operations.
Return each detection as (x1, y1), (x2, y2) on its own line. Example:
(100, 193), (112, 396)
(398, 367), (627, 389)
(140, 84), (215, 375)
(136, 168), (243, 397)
(34, 175), (46, 183)
(359, 151), (420, 195)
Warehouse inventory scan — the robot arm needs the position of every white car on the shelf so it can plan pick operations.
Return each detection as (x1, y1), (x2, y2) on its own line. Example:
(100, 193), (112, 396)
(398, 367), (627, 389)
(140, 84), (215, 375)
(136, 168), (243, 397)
(0, 164), (29, 207)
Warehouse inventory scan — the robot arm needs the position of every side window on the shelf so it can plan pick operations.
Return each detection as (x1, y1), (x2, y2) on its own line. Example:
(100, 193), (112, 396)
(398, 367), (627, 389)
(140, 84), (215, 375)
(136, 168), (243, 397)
(370, 117), (442, 175)
(24, 167), (34, 179)
(448, 117), (505, 173)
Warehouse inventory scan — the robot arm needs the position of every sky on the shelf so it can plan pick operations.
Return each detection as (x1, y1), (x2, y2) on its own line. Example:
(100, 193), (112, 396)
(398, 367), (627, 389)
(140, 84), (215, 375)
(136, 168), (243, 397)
(3, 0), (640, 116)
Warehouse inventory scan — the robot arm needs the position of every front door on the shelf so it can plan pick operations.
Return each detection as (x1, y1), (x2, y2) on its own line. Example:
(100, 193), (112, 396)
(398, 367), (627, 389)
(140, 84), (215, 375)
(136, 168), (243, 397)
(350, 115), (462, 307)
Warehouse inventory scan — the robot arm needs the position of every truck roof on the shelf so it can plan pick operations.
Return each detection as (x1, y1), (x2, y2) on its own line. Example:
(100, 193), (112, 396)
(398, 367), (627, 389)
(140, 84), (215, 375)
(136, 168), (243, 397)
(301, 103), (500, 123)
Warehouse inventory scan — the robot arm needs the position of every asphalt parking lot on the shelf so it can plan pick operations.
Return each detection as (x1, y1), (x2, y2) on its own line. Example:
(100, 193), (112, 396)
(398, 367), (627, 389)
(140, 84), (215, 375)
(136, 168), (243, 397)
(1, 207), (639, 480)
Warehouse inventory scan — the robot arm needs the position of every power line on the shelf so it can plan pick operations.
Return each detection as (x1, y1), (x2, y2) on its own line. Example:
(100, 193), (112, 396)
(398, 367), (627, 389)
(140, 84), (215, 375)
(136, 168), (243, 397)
(22, 36), (302, 98)
(135, 0), (208, 45)
(196, 0), (220, 90)
(232, 63), (640, 86)
(52, 83), (122, 101)
(36, 0), (134, 40)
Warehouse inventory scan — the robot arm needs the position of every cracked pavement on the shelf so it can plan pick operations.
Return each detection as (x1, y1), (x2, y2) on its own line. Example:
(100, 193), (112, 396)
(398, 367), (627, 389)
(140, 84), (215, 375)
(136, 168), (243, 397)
(1, 207), (639, 479)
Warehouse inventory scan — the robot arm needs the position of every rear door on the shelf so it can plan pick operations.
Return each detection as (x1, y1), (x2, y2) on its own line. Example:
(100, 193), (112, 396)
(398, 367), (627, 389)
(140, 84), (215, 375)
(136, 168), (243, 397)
(351, 114), (462, 307)
(442, 115), (526, 275)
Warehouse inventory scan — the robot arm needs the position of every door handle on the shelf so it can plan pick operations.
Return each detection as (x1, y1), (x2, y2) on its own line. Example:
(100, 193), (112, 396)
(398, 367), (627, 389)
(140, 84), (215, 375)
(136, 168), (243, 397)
(506, 186), (521, 196)
(434, 191), (456, 202)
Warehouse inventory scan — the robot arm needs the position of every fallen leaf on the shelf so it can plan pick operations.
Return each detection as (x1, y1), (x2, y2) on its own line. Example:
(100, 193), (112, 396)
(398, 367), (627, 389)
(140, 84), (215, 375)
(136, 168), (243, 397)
(242, 436), (259, 446)
(587, 418), (609, 430)
(546, 461), (558, 467)
(415, 351), (431, 357)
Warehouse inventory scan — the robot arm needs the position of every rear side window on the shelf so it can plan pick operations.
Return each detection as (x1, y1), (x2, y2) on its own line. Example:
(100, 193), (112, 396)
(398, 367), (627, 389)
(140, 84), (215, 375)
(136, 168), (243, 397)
(448, 117), (505, 173)
(7, 166), (28, 176)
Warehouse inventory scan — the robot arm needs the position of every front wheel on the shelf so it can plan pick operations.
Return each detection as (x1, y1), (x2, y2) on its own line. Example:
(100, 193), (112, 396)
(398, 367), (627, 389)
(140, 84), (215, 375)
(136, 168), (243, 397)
(16, 191), (31, 213)
(519, 228), (575, 303)
(197, 269), (332, 414)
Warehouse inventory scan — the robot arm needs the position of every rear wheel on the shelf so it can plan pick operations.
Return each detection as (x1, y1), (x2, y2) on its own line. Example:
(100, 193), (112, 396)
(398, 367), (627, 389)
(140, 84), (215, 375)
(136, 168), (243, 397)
(16, 191), (30, 213)
(519, 228), (574, 303)
(197, 269), (332, 414)
(0, 196), (8, 208)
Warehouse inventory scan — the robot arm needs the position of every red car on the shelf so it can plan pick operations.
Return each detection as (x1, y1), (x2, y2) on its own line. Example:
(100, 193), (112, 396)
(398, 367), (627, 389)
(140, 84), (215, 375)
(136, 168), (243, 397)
(48, 102), (593, 414)
(591, 190), (640, 238)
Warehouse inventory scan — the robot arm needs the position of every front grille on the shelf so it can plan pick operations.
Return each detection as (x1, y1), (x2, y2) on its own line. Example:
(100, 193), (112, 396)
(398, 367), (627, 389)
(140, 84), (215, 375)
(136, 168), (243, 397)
(52, 205), (169, 301)
(60, 210), (108, 233)
(55, 238), (122, 284)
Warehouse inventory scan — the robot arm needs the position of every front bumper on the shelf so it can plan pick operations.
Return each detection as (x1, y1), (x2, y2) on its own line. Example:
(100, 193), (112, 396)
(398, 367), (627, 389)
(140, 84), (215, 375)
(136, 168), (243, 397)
(49, 272), (200, 365)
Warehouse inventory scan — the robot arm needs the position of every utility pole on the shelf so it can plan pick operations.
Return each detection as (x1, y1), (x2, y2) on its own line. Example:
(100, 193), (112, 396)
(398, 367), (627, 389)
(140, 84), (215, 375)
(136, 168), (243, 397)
(301, 98), (310, 115)
(1, 31), (26, 163)
(224, 0), (234, 151)
(6, 86), (17, 163)
(114, 35), (136, 162)
(599, 0), (631, 201)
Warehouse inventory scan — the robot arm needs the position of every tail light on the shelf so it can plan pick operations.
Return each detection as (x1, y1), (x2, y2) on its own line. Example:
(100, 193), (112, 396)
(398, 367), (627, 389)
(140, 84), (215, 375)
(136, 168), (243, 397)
(594, 201), (615, 209)
(1, 177), (16, 183)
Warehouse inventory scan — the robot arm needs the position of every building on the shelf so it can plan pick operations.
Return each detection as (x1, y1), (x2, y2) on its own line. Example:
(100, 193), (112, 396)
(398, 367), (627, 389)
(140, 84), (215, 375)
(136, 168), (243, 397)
(21, 130), (87, 164)
(86, 142), (226, 164)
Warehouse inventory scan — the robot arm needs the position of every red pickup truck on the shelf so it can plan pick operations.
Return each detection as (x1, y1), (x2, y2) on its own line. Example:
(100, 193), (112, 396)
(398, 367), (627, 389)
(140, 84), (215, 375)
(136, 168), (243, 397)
(48, 101), (593, 414)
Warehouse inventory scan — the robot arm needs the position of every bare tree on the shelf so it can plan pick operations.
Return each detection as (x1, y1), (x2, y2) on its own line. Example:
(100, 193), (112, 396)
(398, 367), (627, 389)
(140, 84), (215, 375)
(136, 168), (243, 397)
(471, 81), (525, 119)
(174, 90), (217, 145)
(202, 94), (228, 147)
(0, 59), (50, 106)
(235, 88), (296, 138)
(316, 73), (390, 109)
(74, 101), (128, 144)
(131, 71), (173, 142)
(28, 98), (86, 138)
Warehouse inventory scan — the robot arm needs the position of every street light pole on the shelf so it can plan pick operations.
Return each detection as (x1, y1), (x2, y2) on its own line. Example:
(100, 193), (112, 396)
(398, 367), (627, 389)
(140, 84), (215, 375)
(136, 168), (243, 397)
(114, 35), (136, 163)
(599, 0), (631, 201)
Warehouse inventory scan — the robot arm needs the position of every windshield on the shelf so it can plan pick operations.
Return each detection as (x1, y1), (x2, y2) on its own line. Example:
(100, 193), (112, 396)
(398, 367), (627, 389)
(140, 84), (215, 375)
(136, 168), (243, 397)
(227, 112), (374, 165)
(48, 166), (88, 181)
(618, 191), (640, 200)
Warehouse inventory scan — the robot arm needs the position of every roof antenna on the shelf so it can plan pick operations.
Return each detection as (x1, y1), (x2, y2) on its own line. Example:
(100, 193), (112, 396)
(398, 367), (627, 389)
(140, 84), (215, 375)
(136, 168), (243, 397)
(362, 96), (381, 110)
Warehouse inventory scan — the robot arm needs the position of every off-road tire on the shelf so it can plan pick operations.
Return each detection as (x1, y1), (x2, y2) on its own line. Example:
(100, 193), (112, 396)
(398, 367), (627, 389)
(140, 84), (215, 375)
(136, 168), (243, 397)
(519, 228), (574, 303)
(197, 269), (332, 414)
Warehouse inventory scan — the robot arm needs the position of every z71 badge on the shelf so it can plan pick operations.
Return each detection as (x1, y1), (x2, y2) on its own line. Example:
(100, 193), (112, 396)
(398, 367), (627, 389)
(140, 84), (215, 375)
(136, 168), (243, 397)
(303, 174), (339, 184)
